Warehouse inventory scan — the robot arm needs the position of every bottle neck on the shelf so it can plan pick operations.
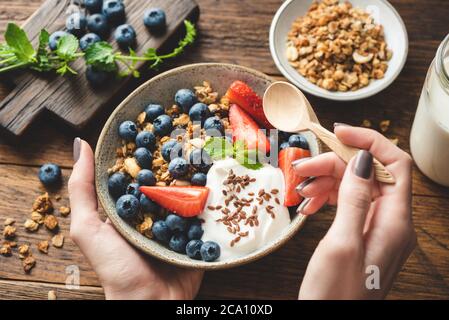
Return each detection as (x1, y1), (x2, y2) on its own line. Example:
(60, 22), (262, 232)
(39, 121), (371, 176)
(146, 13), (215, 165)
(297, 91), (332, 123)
(435, 34), (449, 92)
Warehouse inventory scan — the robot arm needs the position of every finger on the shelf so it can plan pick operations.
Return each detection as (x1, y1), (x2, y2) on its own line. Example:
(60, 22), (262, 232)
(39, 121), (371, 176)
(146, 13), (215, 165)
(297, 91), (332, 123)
(68, 138), (102, 233)
(296, 176), (337, 198)
(297, 195), (329, 215)
(293, 152), (347, 179)
(330, 150), (374, 238)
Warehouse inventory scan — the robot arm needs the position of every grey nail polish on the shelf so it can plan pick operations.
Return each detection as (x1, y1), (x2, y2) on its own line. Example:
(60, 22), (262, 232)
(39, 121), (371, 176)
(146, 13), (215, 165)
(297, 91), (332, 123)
(292, 157), (311, 168)
(334, 122), (351, 127)
(354, 150), (373, 179)
(296, 177), (315, 194)
(73, 137), (81, 163)
(296, 198), (311, 214)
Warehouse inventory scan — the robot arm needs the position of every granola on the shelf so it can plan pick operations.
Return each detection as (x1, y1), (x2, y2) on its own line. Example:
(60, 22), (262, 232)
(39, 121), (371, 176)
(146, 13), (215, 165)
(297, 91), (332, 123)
(4, 218), (15, 226)
(59, 206), (71, 217)
(23, 255), (36, 273)
(3, 225), (16, 239)
(24, 219), (39, 232)
(18, 244), (30, 259)
(51, 234), (64, 248)
(44, 215), (59, 231)
(32, 193), (54, 214)
(37, 240), (49, 254)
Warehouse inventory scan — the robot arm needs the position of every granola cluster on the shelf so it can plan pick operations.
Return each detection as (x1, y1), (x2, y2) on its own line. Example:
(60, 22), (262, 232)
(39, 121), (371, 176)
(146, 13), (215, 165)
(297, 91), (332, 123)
(287, 0), (392, 92)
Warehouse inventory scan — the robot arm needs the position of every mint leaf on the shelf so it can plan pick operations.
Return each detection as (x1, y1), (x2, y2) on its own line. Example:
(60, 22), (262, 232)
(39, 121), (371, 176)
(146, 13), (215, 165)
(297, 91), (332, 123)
(38, 29), (50, 55)
(85, 41), (118, 72)
(4, 23), (35, 63)
(233, 140), (264, 170)
(56, 34), (78, 60)
(33, 29), (52, 72)
(204, 137), (234, 160)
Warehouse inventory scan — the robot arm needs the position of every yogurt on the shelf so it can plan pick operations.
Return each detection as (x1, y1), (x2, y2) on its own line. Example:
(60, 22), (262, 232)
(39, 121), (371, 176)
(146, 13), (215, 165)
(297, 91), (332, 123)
(199, 158), (291, 261)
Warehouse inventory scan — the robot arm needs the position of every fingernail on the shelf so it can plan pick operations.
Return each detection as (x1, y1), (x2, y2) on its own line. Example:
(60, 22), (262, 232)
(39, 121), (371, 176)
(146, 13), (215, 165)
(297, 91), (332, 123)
(334, 122), (351, 127)
(73, 137), (81, 163)
(292, 157), (311, 168)
(296, 198), (311, 215)
(296, 177), (315, 194)
(353, 150), (373, 179)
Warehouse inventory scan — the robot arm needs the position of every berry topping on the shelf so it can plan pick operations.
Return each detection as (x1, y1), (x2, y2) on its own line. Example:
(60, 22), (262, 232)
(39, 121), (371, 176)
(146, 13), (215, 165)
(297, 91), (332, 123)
(200, 241), (220, 262)
(116, 194), (139, 220)
(38, 163), (62, 187)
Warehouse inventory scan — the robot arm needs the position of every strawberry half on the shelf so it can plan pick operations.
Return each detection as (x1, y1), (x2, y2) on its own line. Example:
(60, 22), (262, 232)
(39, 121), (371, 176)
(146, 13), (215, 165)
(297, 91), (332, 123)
(139, 186), (209, 217)
(229, 104), (270, 153)
(279, 147), (311, 207)
(226, 80), (274, 129)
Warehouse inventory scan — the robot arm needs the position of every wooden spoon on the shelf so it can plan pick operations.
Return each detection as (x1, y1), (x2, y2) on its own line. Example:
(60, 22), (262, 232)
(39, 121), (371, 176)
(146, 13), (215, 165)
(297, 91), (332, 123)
(263, 81), (395, 184)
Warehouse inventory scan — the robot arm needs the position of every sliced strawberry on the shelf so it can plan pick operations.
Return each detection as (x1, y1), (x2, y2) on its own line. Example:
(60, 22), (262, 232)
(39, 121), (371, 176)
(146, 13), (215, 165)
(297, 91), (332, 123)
(229, 104), (270, 153)
(279, 147), (311, 207)
(226, 80), (274, 129)
(139, 186), (209, 217)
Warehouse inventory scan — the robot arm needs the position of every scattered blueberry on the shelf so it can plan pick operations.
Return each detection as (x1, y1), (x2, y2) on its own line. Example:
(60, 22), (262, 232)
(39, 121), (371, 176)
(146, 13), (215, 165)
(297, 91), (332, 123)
(87, 14), (109, 37)
(116, 194), (139, 220)
(79, 33), (101, 51)
(288, 134), (309, 150)
(161, 140), (183, 162)
(143, 8), (166, 32)
(280, 141), (290, 150)
(200, 241), (221, 262)
(187, 224), (204, 240)
(66, 12), (87, 37)
(126, 182), (141, 199)
(135, 131), (156, 150)
(152, 220), (171, 243)
(86, 66), (113, 88)
(153, 114), (173, 137)
(204, 116), (225, 135)
(114, 24), (136, 50)
(102, 0), (126, 25)
(186, 240), (203, 260)
(84, 0), (103, 13)
(144, 104), (165, 122)
(175, 89), (197, 113)
(168, 157), (188, 178)
(49, 31), (69, 51)
(165, 214), (189, 233)
(38, 163), (62, 187)
(134, 147), (153, 169)
(189, 149), (212, 173)
(136, 169), (156, 186)
(139, 194), (160, 214)
(108, 172), (129, 198)
(169, 233), (188, 253)
(118, 120), (138, 141)
(191, 172), (207, 186)
(189, 103), (211, 125)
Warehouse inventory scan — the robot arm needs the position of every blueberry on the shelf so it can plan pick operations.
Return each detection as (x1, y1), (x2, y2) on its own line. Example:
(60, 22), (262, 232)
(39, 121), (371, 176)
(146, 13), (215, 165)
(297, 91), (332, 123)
(280, 141), (290, 150)
(168, 157), (188, 179)
(114, 24), (136, 50)
(186, 240), (203, 260)
(187, 224), (204, 240)
(118, 120), (138, 141)
(84, 0), (103, 13)
(189, 103), (211, 125)
(66, 12), (87, 37)
(204, 116), (225, 135)
(144, 104), (165, 122)
(87, 14), (109, 37)
(139, 194), (160, 214)
(288, 134), (309, 150)
(175, 89), (197, 113)
(79, 33), (101, 51)
(200, 241), (221, 262)
(126, 182), (141, 199)
(134, 147), (153, 169)
(161, 140), (182, 161)
(116, 194), (139, 220)
(108, 172), (129, 198)
(86, 66), (113, 88)
(153, 114), (173, 137)
(169, 233), (188, 253)
(189, 149), (212, 173)
(191, 172), (207, 186)
(135, 131), (156, 150)
(279, 131), (292, 142)
(102, 0), (126, 25)
(38, 163), (62, 187)
(136, 169), (156, 186)
(165, 214), (188, 233)
(152, 220), (171, 243)
(49, 31), (69, 51)
(143, 8), (166, 32)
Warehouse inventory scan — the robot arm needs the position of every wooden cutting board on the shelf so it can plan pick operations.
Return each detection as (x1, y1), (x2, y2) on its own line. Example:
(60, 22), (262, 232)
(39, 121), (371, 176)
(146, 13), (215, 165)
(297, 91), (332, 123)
(0, 0), (199, 139)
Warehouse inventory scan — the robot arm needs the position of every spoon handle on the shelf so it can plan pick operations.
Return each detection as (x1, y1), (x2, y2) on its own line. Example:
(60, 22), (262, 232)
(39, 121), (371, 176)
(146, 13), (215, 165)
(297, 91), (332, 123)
(307, 122), (396, 184)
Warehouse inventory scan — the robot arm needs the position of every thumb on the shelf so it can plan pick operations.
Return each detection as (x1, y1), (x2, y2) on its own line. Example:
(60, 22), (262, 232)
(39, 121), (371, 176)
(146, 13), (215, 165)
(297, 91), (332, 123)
(331, 150), (374, 238)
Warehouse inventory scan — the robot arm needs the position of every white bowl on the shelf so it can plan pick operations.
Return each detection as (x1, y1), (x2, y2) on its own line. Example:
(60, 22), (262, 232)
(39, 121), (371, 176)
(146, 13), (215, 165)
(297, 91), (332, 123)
(269, 0), (408, 101)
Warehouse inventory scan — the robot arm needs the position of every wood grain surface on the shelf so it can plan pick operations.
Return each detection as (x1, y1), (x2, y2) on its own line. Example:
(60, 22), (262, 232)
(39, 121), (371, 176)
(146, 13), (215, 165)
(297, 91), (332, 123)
(0, 0), (448, 300)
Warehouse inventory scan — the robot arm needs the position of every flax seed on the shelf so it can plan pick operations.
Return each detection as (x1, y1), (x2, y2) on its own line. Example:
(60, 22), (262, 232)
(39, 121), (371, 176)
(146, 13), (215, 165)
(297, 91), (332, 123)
(222, 190), (228, 196)
(271, 189), (279, 195)
(258, 189), (265, 197)
(275, 198), (280, 205)
(215, 205), (223, 210)
(248, 192), (255, 196)
(207, 205), (216, 210)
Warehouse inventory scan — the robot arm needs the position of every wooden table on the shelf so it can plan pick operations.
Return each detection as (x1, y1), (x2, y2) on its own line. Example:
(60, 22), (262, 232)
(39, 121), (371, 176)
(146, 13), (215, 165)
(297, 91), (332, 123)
(0, 0), (448, 300)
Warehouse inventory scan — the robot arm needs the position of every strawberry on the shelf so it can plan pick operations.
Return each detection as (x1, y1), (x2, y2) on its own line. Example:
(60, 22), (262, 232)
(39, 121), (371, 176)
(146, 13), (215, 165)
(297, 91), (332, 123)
(229, 104), (270, 153)
(279, 147), (311, 207)
(226, 80), (274, 129)
(139, 186), (209, 217)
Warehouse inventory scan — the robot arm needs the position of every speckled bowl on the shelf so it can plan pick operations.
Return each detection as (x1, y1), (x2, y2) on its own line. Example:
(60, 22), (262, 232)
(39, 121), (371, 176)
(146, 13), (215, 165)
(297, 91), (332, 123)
(95, 63), (321, 269)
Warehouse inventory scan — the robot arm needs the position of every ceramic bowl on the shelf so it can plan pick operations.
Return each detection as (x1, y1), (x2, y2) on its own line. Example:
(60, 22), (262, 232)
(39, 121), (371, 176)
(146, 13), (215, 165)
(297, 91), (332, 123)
(95, 63), (321, 269)
(269, 0), (408, 101)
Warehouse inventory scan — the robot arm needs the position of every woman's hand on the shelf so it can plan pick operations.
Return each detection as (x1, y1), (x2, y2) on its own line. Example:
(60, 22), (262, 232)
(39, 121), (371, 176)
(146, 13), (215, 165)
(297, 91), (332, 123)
(295, 125), (417, 300)
(68, 138), (203, 300)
